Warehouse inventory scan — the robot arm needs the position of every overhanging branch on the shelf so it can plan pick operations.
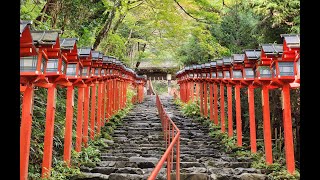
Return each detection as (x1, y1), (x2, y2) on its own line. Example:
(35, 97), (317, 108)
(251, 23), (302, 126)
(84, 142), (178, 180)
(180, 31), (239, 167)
(173, 0), (208, 23)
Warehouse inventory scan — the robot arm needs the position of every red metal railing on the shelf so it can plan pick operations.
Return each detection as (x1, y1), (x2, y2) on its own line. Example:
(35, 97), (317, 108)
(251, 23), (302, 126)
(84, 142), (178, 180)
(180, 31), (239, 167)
(148, 95), (180, 180)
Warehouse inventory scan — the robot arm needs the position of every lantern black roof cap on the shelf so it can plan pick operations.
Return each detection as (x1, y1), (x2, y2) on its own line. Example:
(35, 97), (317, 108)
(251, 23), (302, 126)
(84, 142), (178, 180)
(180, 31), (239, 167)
(223, 57), (232, 65)
(61, 38), (78, 50)
(102, 56), (114, 63)
(232, 54), (245, 63)
(31, 30), (62, 45)
(260, 43), (283, 54)
(20, 20), (32, 36)
(210, 61), (217, 67)
(280, 34), (300, 48)
(99, 52), (104, 59)
(216, 58), (223, 66)
(77, 47), (91, 57)
(243, 49), (261, 60)
(91, 51), (100, 60)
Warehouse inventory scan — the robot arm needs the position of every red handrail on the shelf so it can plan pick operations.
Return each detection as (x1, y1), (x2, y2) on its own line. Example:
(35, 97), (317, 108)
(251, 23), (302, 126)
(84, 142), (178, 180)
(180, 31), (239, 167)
(148, 95), (180, 180)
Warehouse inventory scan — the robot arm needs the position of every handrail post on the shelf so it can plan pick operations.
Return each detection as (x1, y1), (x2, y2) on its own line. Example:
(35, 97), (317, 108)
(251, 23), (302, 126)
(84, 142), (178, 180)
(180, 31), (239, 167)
(176, 135), (180, 180)
(149, 95), (180, 180)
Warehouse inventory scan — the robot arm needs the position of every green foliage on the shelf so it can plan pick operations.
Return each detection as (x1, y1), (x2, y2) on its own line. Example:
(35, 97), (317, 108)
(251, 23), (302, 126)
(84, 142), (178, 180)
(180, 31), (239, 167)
(173, 98), (183, 107)
(152, 81), (168, 95)
(98, 32), (127, 62)
(47, 160), (80, 180)
(181, 100), (201, 117)
(210, 4), (260, 53)
(268, 169), (300, 180)
(176, 31), (230, 65)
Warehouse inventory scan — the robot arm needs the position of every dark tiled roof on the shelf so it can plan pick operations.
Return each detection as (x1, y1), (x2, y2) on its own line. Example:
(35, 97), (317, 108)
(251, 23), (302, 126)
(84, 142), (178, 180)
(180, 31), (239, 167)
(210, 61), (217, 68)
(31, 30), (61, 45)
(192, 65), (197, 69)
(60, 38), (77, 50)
(216, 59), (223, 66)
(244, 49), (261, 59)
(102, 56), (111, 61)
(223, 57), (232, 65)
(99, 52), (104, 59)
(280, 34), (300, 48)
(233, 54), (245, 63)
(261, 44), (283, 54)
(20, 20), (32, 35)
(78, 48), (91, 56)
(91, 51), (100, 59)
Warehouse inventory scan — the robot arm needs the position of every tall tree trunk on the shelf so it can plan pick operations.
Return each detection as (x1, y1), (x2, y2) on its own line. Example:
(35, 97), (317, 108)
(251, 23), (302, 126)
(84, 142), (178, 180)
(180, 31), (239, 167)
(112, 13), (127, 33)
(93, 0), (121, 49)
(35, 0), (57, 23)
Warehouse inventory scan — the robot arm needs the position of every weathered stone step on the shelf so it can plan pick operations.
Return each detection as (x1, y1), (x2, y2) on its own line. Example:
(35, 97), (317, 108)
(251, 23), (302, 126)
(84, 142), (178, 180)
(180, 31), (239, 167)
(100, 156), (129, 161)
(170, 173), (209, 180)
(71, 173), (109, 179)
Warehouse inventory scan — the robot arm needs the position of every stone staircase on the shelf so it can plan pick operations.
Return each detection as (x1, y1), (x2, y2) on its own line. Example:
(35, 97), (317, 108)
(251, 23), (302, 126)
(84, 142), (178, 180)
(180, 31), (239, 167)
(160, 95), (268, 180)
(73, 95), (269, 180)
(73, 95), (167, 180)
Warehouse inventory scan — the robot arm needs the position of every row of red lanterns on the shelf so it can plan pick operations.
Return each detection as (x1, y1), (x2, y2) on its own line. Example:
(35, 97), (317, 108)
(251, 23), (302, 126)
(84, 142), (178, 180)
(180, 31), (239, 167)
(176, 34), (300, 174)
(20, 20), (146, 180)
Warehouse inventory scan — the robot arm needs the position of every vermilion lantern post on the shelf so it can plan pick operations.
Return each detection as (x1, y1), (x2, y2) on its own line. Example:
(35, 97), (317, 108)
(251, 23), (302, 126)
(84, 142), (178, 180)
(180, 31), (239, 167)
(184, 66), (191, 102)
(20, 20), (52, 180)
(102, 56), (111, 124)
(216, 58), (225, 130)
(241, 52), (259, 153)
(182, 69), (187, 103)
(194, 65), (201, 102)
(62, 40), (86, 165)
(28, 29), (63, 179)
(193, 65), (198, 101)
(90, 51), (103, 135)
(32, 30), (74, 178)
(251, 48), (274, 165)
(176, 70), (182, 102)
(98, 53), (107, 128)
(188, 66), (195, 101)
(105, 56), (115, 119)
(221, 57), (233, 133)
(78, 47), (92, 147)
(208, 62), (217, 123)
(229, 55), (245, 146)
(203, 63), (211, 118)
(270, 34), (300, 174)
